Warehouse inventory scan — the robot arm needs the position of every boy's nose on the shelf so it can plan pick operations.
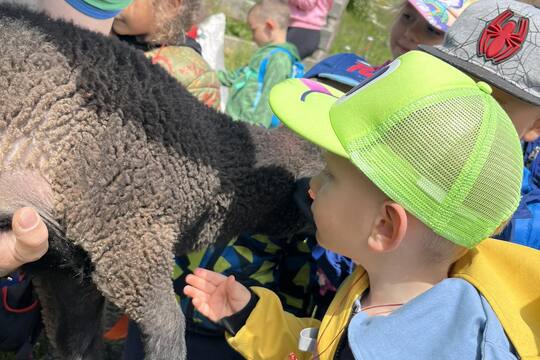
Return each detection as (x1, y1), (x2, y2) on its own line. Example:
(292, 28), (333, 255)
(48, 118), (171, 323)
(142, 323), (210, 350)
(403, 21), (421, 44)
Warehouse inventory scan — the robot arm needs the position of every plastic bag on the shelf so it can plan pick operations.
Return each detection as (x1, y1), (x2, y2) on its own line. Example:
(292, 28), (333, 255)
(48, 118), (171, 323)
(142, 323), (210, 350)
(197, 13), (229, 111)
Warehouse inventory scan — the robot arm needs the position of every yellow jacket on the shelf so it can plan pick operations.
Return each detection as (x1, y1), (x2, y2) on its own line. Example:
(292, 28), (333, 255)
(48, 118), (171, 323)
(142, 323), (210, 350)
(226, 239), (540, 359)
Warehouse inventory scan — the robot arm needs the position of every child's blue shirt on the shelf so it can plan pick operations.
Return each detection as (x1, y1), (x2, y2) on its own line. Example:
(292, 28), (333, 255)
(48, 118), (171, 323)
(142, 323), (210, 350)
(347, 278), (516, 360)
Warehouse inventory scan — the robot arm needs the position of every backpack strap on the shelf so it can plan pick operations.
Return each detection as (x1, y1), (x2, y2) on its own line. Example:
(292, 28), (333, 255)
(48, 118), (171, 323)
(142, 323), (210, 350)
(0, 274), (42, 355)
(252, 47), (303, 113)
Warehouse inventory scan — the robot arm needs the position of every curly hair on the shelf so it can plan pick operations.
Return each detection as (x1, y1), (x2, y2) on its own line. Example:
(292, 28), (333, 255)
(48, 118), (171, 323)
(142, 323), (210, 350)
(146, 0), (201, 45)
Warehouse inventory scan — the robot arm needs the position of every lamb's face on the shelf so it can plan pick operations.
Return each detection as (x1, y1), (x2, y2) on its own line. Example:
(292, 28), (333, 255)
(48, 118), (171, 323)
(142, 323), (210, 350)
(253, 176), (317, 239)
(173, 125), (323, 254)
(249, 126), (324, 180)
(242, 125), (323, 238)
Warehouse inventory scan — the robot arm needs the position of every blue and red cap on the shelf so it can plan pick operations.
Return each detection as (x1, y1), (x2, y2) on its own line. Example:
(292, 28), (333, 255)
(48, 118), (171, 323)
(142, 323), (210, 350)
(304, 53), (380, 87)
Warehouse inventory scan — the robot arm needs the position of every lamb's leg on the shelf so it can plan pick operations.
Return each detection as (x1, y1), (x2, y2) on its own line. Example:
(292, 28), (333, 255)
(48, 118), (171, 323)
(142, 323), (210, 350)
(135, 289), (185, 360)
(89, 228), (185, 360)
(33, 271), (105, 360)
(96, 269), (185, 360)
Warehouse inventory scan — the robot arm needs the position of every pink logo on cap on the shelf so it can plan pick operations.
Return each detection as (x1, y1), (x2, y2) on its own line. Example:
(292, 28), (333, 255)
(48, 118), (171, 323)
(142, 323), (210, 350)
(299, 79), (338, 102)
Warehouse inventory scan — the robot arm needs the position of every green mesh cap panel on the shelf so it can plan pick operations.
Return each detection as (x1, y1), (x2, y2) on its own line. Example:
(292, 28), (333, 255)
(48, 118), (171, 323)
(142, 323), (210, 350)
(344, 89), (523, 248)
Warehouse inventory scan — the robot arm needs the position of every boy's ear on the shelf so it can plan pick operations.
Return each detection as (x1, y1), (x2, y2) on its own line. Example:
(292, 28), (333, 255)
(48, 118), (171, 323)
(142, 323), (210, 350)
(265, 18), (277, 31)
(522, 117), (540, 142)
(368, 202), (408, 253)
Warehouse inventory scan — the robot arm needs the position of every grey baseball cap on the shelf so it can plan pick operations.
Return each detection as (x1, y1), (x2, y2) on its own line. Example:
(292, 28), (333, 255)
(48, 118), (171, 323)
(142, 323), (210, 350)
(420, 0), (540, 106)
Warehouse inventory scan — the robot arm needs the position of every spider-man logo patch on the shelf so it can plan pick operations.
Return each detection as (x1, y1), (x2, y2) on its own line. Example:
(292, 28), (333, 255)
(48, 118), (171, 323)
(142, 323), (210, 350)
(477, 9), (529, 65)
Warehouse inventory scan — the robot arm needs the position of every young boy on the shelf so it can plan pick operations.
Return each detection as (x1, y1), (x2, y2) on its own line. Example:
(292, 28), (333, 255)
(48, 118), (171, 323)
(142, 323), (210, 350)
(419, 0), (540, 249)
(218, 0), (302, 128)
(184, 51), (540, 359)
(281, 0), (477, 296)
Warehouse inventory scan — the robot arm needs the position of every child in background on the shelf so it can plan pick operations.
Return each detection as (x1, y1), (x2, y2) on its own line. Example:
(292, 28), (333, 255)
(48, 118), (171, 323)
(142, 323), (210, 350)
(112, 0), (220, 110)
(185, 51), (540, 360)
(303, 0), (473, 79)
(287, 0), (333, 59)
(419, 0), (540, 249)
(388, 0), (473, 59)
(218, 0), (302, 128)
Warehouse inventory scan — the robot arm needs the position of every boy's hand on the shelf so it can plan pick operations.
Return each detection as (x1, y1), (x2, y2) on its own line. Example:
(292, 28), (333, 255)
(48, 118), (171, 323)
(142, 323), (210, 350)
(0, 207), (49, 276)
(184, 268), (251, 322)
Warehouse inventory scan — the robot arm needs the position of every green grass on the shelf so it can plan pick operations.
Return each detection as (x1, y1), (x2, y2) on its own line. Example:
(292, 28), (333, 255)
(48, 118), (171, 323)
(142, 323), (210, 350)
(224, 41), (255, 70)
(223, 16), (255, 69)
(329, 8), (394, 65)
(225, 16), (252, 41)
(329, 0), (400, 64)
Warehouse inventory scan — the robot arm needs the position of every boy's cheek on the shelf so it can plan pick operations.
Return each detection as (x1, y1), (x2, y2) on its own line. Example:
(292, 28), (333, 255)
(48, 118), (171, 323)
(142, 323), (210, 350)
(311, 202), (326, 230)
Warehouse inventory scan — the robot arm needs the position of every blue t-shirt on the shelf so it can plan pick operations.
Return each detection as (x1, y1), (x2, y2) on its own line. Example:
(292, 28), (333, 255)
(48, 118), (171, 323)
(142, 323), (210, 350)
(347, 278), (517, 359)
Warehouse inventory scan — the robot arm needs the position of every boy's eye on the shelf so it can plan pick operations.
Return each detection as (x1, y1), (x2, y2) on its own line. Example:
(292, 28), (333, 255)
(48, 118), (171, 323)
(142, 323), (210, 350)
(322, 169), (333, 180)
(401, 11), (413, 22)
(426, 25), (443, 37)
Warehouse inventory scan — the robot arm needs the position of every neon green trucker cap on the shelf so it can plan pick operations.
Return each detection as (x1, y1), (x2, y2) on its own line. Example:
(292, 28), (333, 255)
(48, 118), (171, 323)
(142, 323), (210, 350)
(270, 50), (523, 248)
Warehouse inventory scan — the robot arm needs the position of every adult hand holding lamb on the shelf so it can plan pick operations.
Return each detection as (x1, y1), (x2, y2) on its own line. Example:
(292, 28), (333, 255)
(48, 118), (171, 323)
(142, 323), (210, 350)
(0, 208), (48, 276)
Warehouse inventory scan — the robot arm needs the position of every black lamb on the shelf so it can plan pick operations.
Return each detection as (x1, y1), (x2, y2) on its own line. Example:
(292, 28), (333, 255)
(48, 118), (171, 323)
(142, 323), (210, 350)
(0, 4), (321, 359)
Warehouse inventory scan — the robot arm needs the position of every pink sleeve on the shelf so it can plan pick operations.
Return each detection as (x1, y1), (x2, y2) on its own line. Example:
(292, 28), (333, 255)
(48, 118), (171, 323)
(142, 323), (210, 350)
(289, 0), (319, 11)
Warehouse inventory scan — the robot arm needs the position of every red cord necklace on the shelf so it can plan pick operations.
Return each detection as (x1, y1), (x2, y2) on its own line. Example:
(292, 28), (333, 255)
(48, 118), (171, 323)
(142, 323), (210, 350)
(360, 302), (403, 312)
(313, 293), (403, 359)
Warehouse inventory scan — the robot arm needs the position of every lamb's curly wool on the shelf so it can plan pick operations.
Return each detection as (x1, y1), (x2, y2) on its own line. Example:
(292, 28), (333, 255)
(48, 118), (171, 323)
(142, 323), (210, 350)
(0, 5), (322, 359)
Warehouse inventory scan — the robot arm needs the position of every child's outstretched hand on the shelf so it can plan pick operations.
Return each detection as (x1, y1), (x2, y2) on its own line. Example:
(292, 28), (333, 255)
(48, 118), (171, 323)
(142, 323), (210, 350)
(184, 268), (252, 322)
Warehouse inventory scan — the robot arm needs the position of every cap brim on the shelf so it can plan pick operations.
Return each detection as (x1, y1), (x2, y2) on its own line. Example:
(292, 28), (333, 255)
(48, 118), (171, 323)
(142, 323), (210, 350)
(407, 0), (448, 32)
(269, 78), (348, 158)
(318, 73), (360, 86)
(419, 45), (540, 106)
